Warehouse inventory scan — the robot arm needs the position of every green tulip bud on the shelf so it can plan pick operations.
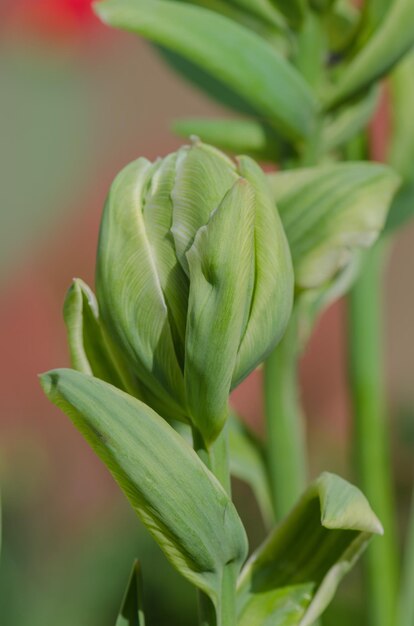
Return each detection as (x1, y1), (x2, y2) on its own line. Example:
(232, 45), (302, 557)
(96, 141), (293, 444)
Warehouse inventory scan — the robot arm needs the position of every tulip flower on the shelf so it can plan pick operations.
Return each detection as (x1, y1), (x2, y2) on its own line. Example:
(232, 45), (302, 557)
(66, 141), (293, 445)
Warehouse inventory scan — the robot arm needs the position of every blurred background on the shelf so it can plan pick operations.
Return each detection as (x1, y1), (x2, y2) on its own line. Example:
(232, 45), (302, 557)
(0, 1), (413, 624)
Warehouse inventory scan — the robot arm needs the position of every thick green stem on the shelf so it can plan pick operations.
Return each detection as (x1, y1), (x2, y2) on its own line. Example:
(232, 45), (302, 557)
(192, 425), (231, 495)
(217, 565), (238, 626)
(197, 593), (217, 626)
(264, 310), (307, 521)
(347, 242), (399, 626)
(192, 424), (236, 626)
(196, 565), (238, 626)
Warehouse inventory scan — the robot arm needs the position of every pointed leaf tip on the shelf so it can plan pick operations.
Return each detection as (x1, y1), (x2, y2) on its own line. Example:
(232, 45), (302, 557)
(317, 472), (384, 535)
(116, 559), (145, 626)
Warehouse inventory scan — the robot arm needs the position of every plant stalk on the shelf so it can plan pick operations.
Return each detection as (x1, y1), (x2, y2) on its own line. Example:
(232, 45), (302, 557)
(347, 241), (399, 626)
(192, 425), (231, 495)
(262, 105), (323, 525)
(264, 309), (307, 521)
(192, 424), (236, 626)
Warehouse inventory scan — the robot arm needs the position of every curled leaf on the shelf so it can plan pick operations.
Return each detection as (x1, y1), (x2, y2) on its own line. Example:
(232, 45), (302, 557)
(237, 472), (383, 626)
(63, 278), (138, 395)
(268, 162), (400, 289)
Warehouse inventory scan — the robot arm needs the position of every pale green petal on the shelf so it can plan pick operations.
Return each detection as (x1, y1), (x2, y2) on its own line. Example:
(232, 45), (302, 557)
(185, 179), (255, 444)
(96, 158), (187, 420)
(142, 153), (189, 366)
(171, 142), (238, 274)
(233, 156), (293, 386)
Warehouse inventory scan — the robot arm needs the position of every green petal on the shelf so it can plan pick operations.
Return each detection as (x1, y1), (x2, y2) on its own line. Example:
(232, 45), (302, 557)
(96, 158), (187, 421)
(233, 156), (293, 387)
(142, 153), (189, 367)
(171, 142), (238, 274)
(185, 179), (256, 444)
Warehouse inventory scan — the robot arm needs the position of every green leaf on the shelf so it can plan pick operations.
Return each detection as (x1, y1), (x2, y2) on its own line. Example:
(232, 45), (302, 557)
(232, 156), (293, 387)
(237, 472), (383, 626)
(385, 51), (414, 232)
(157, 47), (258, 118)
(173, 117), (284, 162)
(295, 254), (362, 348)
(323, 0), (359, 54)
(185, 179), (255, 444)
(228, 414), (274, 527)
(94, 0), (318, 141)
(309, 0), (335, 12)
(270, 0), (306, 29)
(353, 0), (392, 50)
(294, 12), (327, 89)
(267, 162), (400, 289)
(40, 369), (248, 606)
(172, 0), (286, 31)
(326, 0), (414, 108)
(322, 86), (380, 153)
(227, 0), (286, 29)
(96, 157), (188, 422)
(171, 143), (238, 274)
(116, 560), (145, 626)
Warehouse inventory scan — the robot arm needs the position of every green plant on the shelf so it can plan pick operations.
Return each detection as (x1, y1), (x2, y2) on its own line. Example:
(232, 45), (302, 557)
(40, 1), (414, 625)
